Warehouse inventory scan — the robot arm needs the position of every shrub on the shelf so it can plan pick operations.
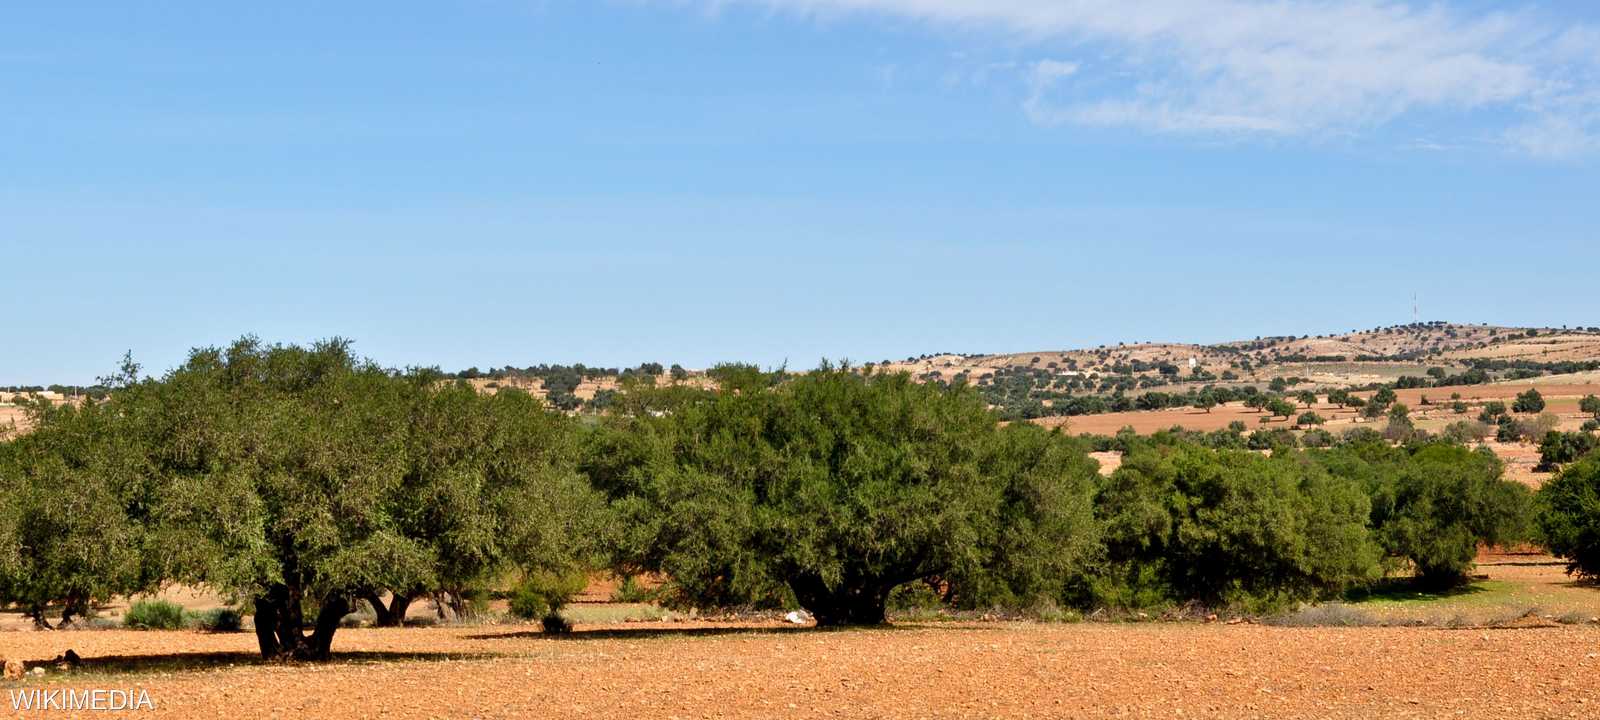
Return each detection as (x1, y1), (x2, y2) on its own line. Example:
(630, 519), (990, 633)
(508, 569), (588, 626)
(124, 599), (188, 630)
(193, 608), (243, 632)
(1302, 429), (1335, 448)
(1581, 395), (1600, 416)
(1536, 456), (1600, 580)
(1442, 421), (1492, 444)
(1265, 603), (1379, 628)
(887, 581), (946, 612)
(1247, 428), (1299, 450)
(610, 575), (658, 603)
(1513, 389), (1546, 414)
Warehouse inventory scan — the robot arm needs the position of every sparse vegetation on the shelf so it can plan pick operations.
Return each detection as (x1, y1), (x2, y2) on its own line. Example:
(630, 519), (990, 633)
(125, 600), (189, 630)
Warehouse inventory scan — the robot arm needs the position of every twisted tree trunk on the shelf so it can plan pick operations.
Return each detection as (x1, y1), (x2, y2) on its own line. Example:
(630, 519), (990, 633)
(253, 585), (351, 660)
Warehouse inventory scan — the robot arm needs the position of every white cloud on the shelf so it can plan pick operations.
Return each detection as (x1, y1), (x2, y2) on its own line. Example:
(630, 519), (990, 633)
(673, 0), (1600, 157)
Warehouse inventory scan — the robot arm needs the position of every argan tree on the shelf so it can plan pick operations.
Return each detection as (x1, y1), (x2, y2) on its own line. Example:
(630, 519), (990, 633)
(132, 338), (602, 658)
(1536, 456), (1600, 579)
(584, 364), (1069, 625)
(1311, 441), (1530, 587)
(1093, 444), (1379, 610)
(369, 378), (605, 626)
(0, 397), (154, 629)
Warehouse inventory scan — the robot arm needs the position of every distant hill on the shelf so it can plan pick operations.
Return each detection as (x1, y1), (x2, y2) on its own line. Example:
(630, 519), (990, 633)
(871, 323), (1600, 422)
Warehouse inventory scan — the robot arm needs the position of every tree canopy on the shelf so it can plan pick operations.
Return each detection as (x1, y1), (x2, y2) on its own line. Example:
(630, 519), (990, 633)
(582, 364), (1090, 625)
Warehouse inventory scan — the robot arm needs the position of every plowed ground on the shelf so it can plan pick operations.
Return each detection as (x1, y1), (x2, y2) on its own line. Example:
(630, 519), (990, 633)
(6, 605), (1600, 718)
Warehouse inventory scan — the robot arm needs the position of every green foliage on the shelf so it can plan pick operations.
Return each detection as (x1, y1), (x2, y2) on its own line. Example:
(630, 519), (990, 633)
(0, 399), (153, 628)
(584, 364), (1082, 625)
(1297, 412), (1326, 427)
(125, 599), (188, 630)
(944, 423), (1100, 610)
(508, 568), (588, 626)
(1247, 428), (1299, 451)
(193, 607), (243, 632)
(1478, 401), (1508, 424)
(1092, 445), (1379, 612)
(610, 575), (658, 603)
(6, 338), (605, 659)
(1513, 388), (1546, 414)
(1581, 395), (1600, 416)
(1266, 398), (1297, 419)
(1441, 421), (1491, 444)
(1311, 442), (1531, 587)
(1301, 429), (1336, 448)
(1536, 456), (1600, 580)
(1537, 431), (1600, 472)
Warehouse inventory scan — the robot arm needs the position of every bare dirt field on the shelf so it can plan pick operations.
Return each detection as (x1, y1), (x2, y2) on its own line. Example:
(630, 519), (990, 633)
(5, 621), (1599, 719)
(0, 407), (28, 436)
(5, 558), (1600, 719)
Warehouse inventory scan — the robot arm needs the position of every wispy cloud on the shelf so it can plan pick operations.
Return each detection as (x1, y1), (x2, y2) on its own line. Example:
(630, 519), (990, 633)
(673, 0), (1600, 157)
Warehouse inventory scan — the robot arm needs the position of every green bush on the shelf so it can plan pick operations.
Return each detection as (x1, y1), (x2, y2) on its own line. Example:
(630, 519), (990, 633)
(508, 569), (588, 628)
(887, 581), (946, 612)
(1536, 456), (1600, 580)
(609, 575), (658, 604)
(193, 607), (243, 632)
(124, 599), (188, 630)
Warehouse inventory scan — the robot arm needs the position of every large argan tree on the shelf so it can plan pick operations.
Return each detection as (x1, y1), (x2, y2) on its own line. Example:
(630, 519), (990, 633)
(367, 377), (605, 626)
(584, 363), (1085, 626)
(129, 338), (602, 658)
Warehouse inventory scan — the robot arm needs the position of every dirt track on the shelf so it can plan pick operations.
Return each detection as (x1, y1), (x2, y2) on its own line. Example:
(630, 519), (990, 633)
(4, 620), (1599, 719)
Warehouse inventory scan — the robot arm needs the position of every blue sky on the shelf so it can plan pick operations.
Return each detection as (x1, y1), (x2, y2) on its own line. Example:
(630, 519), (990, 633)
(3, 1), (1598, 383)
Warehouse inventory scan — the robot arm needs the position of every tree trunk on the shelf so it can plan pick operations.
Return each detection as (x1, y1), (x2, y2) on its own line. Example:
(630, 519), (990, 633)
(251, 585), (349, 660)
(788, 575), (894, 627)
(302, 595), (349, 660)
(253, 595), (281, 658)
(363, 591), (412, 628)
(28, 605), (54, 631)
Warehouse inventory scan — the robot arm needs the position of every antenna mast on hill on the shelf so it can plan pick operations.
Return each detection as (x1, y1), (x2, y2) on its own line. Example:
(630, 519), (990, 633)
(1412, 293), (1419, 324)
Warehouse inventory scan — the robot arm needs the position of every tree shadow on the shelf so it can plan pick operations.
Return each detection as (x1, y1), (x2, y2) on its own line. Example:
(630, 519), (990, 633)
(24, 650), (497, 677)
(466, 625), (811, 641)
(464, 621), (958, 642)
(1342, 577), (1489, 604)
